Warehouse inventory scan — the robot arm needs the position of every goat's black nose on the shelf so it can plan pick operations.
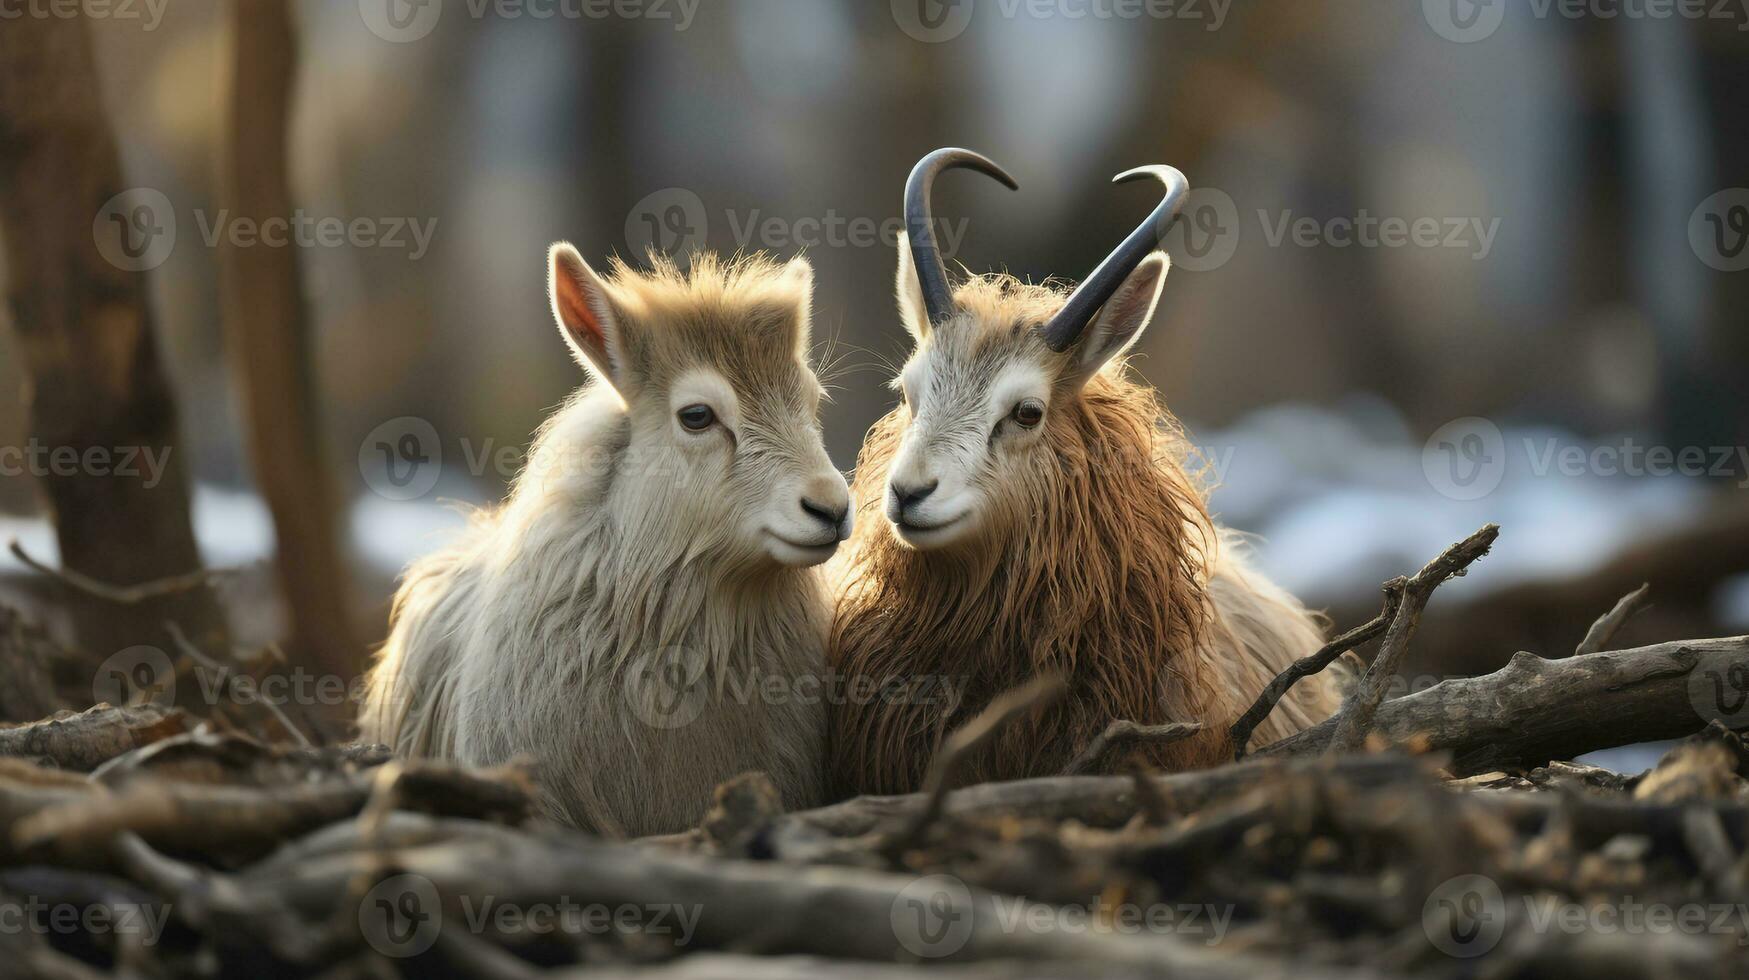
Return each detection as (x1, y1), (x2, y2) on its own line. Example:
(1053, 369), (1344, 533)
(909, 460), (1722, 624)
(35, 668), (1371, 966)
(800, 497), (848, 530)
(891, 480), (938, 511)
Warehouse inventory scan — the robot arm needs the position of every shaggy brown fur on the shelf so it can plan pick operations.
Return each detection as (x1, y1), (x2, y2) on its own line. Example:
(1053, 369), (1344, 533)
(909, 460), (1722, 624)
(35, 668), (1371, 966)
(827, 274), (1340, 796)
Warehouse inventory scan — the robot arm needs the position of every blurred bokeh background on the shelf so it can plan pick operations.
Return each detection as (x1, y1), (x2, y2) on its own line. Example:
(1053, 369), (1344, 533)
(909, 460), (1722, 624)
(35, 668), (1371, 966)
(3, 0), (1747, 726)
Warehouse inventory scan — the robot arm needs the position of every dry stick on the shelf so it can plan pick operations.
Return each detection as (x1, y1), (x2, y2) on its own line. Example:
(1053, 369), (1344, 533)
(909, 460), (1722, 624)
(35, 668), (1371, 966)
(163, 620), (313, 748)
(8, 539), (250, 605)
(1228, 581), (1406, 761)
(0, 703), (186, 771)
(886, 675), (1067, 853)
(1576, 582), (1651, 656)
(1325, 523), (1500, 755)
(1062, 720), (1204, 776)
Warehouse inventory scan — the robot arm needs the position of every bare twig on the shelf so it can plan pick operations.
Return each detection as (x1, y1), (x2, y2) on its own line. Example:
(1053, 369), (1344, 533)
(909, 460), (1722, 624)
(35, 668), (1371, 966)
(887, 675), (1067, 853)
(1576, 583), (1651, 656)
(9, 539), (248, 606)
(1229, 581), (1405, 761)
(1325, 524), (1500, 755)
(1062, 720), (1203, 776)
(163, 620), (312, 748)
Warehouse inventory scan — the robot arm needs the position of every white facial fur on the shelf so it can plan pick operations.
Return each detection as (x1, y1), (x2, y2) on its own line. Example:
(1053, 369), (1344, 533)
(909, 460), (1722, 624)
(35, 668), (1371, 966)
(659, 366), (850, 568)
(886, 352), (1052, 550)
(882, 249), (1171, 552)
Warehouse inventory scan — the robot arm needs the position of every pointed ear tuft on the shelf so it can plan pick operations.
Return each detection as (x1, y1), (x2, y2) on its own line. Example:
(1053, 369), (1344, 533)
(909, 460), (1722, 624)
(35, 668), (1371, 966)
(779, 255), (815, 353)
(1072, 251), (1168, 386)
(548, 242), (627, 395)
(895, 233), (930, 343)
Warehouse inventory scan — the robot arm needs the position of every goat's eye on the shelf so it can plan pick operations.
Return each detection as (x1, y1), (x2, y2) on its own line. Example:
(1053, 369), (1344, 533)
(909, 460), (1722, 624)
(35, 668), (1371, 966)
(1011, 399), (1045, 428)
(677, 404), (716, 431)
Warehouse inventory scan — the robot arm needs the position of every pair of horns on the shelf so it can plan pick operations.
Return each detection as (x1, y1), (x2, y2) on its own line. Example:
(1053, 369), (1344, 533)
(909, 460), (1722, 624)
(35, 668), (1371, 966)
(903, 148), (1190, 352)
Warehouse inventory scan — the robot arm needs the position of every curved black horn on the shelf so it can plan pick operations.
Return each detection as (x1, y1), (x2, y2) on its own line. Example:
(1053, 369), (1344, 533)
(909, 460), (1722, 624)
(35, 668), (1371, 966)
(1039, 165), (1190, 352)
(904, 148), (1019, 325)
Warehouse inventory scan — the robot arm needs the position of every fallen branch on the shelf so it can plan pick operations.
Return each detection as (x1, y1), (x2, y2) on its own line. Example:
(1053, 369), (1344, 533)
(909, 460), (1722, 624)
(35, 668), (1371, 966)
(1259, 635), (1749, 775)
(1325, 524), (1500, 754)
(0, 703), (186, 771)
(12, 759), (535, 857)
(238, 817), (1369, 978)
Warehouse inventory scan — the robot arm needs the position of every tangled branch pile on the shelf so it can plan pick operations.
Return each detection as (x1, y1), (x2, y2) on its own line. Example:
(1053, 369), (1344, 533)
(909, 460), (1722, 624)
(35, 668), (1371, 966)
(2, 527), (1748, 978)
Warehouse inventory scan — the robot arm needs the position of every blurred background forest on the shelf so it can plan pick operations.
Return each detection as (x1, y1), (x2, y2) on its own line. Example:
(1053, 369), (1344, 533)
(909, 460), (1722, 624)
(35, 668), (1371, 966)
(2, 0), (1747, 736)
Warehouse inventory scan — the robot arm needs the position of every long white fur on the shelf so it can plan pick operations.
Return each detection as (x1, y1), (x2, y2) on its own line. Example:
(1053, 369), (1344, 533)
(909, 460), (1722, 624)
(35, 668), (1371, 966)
(361, 254), (841, 837)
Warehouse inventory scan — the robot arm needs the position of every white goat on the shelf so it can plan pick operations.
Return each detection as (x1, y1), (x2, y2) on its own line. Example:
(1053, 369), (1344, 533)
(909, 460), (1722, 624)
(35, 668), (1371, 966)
(361, 245), (851, 836)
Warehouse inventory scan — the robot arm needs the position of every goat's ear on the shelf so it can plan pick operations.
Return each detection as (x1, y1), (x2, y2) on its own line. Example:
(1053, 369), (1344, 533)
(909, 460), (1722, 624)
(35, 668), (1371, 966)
(1071, 251), (1168, 386)
(895, 233), (930, 343)
(778, 255), (815, 354)
(548, 242), (628, 395)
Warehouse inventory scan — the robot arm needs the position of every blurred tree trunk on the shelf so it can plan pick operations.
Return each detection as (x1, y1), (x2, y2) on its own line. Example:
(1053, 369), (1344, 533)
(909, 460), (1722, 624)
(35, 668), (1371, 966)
(0, 16), (225, 660)
(222, 0), (359, 686)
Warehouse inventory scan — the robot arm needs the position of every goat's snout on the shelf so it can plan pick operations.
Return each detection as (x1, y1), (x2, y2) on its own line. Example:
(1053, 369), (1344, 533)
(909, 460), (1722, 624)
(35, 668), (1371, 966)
(889, 479), (937, 517)
(800, 495), (851, 541)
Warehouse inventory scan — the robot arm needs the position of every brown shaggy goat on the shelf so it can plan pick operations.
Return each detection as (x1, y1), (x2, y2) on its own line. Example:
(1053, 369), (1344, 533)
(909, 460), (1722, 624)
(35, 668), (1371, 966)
(827, 150), (1345, 796)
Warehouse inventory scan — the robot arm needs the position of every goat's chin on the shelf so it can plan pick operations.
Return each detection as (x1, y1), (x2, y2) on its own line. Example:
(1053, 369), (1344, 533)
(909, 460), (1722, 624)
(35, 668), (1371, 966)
(761, 532), (839, 568)
(887, 512), (977, 551)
